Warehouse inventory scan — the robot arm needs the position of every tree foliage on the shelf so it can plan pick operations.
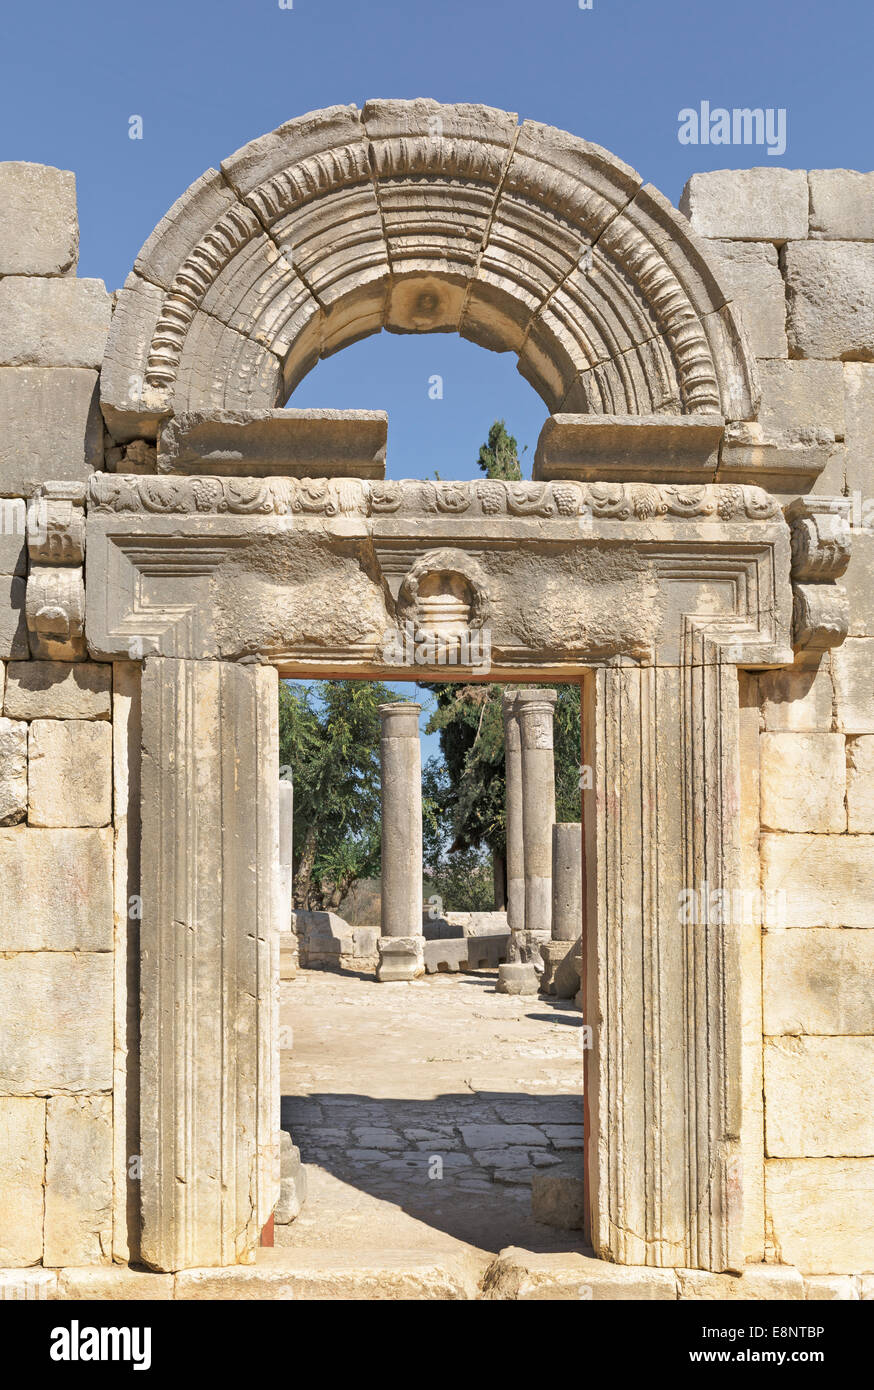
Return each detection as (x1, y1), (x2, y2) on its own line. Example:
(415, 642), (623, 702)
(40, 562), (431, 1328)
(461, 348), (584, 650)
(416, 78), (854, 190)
(476, 418), (526, 481)
(279, 679), (404, 910)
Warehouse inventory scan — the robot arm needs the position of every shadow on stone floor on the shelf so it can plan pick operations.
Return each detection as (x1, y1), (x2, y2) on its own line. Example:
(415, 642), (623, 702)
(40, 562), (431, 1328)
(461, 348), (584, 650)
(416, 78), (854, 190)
(279, 1088), (585, 1253)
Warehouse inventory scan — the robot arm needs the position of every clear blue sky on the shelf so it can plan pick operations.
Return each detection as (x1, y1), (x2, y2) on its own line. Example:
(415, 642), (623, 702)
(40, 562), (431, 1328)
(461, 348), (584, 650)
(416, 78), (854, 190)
(2, 0), (870, 482)
(3, 0), (869, 754)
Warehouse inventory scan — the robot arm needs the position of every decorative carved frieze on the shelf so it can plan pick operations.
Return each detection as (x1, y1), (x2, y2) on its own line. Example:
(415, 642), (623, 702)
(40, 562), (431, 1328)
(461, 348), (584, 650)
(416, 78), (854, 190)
(87, 473), (781, 524)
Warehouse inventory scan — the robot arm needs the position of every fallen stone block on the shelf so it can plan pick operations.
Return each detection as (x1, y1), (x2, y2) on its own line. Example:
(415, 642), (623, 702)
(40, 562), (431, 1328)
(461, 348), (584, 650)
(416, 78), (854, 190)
(496, 962), (538, 995)
(274, 1131), (307, 1225)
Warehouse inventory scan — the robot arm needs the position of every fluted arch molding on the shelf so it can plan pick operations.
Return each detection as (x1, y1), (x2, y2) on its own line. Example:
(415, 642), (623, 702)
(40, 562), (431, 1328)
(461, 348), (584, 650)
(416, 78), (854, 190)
(100, 99), (759, 440)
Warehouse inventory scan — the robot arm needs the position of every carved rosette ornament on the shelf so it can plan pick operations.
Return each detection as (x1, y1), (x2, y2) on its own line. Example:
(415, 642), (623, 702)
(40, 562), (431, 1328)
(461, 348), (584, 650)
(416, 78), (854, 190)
(785, 497), (852, 651)
(26, 482), (87, 660)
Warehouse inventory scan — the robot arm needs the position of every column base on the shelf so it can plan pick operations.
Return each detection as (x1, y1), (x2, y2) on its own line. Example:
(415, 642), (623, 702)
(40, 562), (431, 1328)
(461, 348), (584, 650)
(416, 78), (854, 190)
(496, 962), (539, 995)
(376, 935), (425, 981)
(539, 938), (582, 999)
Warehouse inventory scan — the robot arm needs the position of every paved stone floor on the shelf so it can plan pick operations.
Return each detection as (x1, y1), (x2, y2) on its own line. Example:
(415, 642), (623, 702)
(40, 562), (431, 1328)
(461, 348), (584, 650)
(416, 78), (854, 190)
(277, 967), (586, 1265)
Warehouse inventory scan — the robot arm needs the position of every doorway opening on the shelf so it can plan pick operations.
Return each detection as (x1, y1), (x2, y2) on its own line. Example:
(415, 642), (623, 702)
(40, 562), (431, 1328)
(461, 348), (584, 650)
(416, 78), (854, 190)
(273, 673), (588, 1274)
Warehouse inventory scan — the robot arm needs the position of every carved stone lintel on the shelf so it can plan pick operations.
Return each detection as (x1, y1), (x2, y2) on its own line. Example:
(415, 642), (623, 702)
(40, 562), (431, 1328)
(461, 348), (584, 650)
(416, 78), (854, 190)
(785, 497), (852, 651)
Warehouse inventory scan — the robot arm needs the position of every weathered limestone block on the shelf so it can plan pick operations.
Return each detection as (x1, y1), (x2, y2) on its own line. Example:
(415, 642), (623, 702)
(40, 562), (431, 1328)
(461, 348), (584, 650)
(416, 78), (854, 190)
(760, 731), (845, 831)
(158, 408), (387, 479)
(27, 720), (112, 828)
(0, 828), (112, 950)
(0, 500), (25, 576)
(0, 278), (111, 368)
(533, 414), (723, 484)
(496, 962), (539, 995)
(784, 242), (874, 360)
(0, 717), (27, 824)
(44, 1095), (112, 1267)
(0, 163), (78, 276)
(762, 833), (874, 927)
(679, 169), (808, 242)
(757, 359), (844, 441)
(804, 1275), (860, 1300)
(843, 362), (874, 492)
(0, 575), (27, 659)
(0, 1098), (45, 1266)
(675, 1266), (803, 1300)
(531, 1170), (584, 1229)
(809, 170), (874, 241)
(278, 931), (298, 981)
(57, 1267), (174, 1300)
(711, 240), (788, 358)
(848, 736), (874, 831)
(766, 1158), (874, 1273)
(764, 929), (874, 1036)
(765, 1037), (874, 1156)
(758, 658), (834, 732)
(0, 953), (113, 1093)
(0, 368), (102, 497)
(376, 935), (424, 982)
(3, 661), (111, 720)
(274, 1130), (307, 1224)
(0, 1269), (59, 1301)
(832, 640), (874, 733)
(481, 1247), (676, 1300)
(539, 939), (572, 995)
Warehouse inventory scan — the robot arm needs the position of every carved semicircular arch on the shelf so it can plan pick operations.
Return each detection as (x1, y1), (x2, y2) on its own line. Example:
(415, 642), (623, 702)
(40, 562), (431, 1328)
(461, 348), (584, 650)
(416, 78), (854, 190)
(101, 99), (760, 440)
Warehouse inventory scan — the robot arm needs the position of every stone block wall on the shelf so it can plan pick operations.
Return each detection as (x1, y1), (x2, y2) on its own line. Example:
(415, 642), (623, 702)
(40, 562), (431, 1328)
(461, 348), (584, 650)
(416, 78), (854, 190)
(684, 169), (874, 1279)
(0, 166), (119, 1270)
(0, 153), (872, 1286)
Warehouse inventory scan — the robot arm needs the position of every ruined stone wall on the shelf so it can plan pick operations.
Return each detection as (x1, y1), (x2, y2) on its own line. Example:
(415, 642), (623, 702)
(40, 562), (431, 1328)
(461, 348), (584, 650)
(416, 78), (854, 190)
(685, 169), (874, 1287)
(0, 165), (124, 1280)
(0, 152), (872, 1290)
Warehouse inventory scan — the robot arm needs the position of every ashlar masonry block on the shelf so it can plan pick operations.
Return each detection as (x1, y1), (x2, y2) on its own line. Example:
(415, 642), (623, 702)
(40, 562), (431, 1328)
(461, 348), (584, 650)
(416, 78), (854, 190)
(760, 731), (845, 831)
(44, 1095), (112, 1267)
(27, 719), (112, 828)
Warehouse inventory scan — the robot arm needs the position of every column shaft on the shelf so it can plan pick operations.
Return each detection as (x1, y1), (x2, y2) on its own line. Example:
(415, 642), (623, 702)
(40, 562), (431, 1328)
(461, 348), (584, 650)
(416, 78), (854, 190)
(502, 690), (525, 945)
(516, 689), (557, 950)
(139, 657), (280, 1270)
(379, 702), (423, 937)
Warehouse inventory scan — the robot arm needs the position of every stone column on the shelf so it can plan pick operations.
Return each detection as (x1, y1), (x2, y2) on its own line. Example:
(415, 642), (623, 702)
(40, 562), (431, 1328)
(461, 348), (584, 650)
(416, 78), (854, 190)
(278, 776), (297, 979)
(502, 690), (525, 954)
(377, 701), (424, 981)
(552, 823), (582, 941)
(139, 657), (280, 1270)
(516, 689), (557, 961)
(540, 822), (583, 997)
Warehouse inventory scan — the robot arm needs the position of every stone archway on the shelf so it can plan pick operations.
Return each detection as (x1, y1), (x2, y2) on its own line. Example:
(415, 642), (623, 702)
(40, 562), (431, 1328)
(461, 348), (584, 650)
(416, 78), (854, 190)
(74, 101), (849, 1276)
(100, 99), (758, 439)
